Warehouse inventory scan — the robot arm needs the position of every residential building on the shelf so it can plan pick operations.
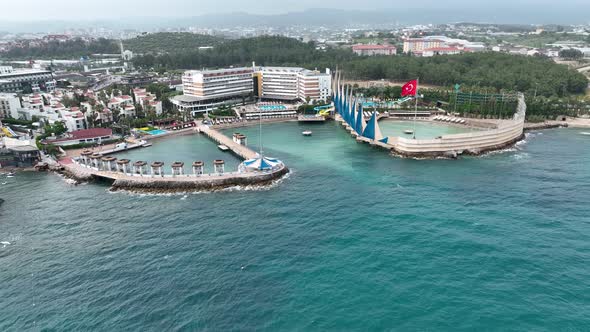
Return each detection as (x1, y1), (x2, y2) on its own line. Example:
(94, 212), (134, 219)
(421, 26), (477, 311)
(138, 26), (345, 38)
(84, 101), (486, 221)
(61, 107), (86, 132)
(422, 47), (463, 57)
(133, 88), (163, 115)
(404, 36), (485, 56)
(0, 93), (21, 119)
(403, 38), (444, 54)
(0, 66), (54, 93)
(352, 44), (397, 56)
(172, 67), (254, 115)
(107, 95), (136, 118)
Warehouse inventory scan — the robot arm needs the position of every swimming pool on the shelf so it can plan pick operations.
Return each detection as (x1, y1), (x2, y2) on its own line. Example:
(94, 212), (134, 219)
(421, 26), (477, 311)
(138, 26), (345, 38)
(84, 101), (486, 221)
(146, 129), (167, 135)
(259, 105), (286, 111)
(362, 102), (378, 108)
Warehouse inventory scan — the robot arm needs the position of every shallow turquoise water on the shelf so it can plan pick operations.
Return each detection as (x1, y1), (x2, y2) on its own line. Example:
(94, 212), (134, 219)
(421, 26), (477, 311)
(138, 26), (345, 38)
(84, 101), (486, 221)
(1, 122), (590, 330)
(379, 119), (479, 139)
(114, 133), (242, 173)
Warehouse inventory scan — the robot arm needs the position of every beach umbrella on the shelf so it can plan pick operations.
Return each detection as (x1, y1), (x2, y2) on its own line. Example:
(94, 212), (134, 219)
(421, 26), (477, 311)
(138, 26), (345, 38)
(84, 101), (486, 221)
(242, 156), (282, 171)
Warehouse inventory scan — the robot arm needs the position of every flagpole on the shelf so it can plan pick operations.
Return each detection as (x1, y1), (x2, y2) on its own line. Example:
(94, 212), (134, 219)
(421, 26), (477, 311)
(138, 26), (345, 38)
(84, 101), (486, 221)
(413, 77), (419, 139)
(259, 102), (263, 158)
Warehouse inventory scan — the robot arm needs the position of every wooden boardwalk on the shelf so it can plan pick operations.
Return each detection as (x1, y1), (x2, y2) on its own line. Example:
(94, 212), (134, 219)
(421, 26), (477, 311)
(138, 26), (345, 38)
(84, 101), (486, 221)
(198, 125), (258, 160)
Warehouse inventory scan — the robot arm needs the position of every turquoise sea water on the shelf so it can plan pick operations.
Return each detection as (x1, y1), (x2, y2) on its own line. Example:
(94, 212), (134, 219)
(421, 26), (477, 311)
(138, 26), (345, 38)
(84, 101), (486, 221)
(379, 119), (478, 139)
(1, 122), (590, 330)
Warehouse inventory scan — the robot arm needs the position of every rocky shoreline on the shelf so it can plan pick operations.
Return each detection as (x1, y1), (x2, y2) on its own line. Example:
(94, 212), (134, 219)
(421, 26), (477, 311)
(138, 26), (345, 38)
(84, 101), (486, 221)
(524, 122), (568, 131)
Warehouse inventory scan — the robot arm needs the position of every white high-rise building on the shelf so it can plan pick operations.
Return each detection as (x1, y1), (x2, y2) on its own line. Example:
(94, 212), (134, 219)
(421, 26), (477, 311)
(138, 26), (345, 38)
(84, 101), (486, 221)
(172, 67), (254, 115)
(0, 93), (21, 119)
(255, 67), (331, 102)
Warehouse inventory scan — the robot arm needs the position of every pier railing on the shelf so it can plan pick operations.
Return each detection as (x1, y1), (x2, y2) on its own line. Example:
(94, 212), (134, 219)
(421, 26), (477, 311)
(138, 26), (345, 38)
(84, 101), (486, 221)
(71, 157), (282, 179)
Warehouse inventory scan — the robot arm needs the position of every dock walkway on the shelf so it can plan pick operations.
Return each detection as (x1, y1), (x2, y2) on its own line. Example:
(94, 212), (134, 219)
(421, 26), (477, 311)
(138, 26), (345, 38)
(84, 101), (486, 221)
(198, 125), (258, 160)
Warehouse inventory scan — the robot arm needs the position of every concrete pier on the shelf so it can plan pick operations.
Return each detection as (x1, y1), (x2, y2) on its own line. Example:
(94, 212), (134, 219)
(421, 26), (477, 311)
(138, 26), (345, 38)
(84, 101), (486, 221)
(198, 125), (258, 160)
(61, 158), (288, 193)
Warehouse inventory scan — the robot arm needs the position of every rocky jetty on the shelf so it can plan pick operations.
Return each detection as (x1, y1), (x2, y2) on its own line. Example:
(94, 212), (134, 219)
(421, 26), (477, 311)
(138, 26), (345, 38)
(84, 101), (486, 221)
(524, 122), (568, 131)
(110, 167), (289, 193)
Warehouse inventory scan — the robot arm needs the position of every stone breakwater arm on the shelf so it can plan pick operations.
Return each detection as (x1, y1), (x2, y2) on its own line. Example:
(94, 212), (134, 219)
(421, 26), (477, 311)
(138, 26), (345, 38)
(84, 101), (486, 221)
(110, 165), (289, 193)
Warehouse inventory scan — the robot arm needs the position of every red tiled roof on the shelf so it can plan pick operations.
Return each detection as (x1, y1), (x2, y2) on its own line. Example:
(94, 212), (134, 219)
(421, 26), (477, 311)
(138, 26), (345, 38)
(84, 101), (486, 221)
(352, 44), (395, 50)
(69, 128), (112, 140)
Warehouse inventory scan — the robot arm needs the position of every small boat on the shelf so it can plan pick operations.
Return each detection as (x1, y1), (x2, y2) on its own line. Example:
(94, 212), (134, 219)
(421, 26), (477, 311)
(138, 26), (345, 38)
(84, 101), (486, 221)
(218, 145), (229, 151)
(142, 143), (152, 147)
(302, 130), (312, 136)
(580, 132), (590, 136)
(404, 129), (414, 135)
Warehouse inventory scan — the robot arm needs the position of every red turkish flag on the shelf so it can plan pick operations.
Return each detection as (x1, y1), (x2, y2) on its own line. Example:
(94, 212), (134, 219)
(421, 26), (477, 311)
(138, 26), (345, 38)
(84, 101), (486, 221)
(401, 79), (418, 96)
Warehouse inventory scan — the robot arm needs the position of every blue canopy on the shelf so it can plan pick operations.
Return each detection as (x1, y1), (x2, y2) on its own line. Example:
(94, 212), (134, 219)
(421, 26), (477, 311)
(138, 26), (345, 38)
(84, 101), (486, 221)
(362, 112), (377, 140)
(355, 104), (364, 134)
(349, 99), (356, 129)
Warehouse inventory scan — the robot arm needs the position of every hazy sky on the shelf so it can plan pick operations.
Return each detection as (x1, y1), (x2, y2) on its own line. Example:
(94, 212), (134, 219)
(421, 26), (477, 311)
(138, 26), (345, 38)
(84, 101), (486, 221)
(2, 0), (588, 21)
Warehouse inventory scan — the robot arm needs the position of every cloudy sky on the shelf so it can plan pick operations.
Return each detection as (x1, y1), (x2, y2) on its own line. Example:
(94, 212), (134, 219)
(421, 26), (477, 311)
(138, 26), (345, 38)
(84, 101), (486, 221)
(2, 0), (588, 21)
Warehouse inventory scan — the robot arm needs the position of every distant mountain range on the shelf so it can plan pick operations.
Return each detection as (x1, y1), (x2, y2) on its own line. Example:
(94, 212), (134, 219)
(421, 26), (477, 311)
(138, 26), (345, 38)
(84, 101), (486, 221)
(0, 8), (587, 34)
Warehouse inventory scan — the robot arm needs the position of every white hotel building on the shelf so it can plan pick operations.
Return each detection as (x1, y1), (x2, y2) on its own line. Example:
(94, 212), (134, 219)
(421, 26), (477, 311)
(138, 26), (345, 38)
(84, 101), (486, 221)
(254, 67), (332, 102)
(172, 66), (332, 116)
(172, 67), (254, 115)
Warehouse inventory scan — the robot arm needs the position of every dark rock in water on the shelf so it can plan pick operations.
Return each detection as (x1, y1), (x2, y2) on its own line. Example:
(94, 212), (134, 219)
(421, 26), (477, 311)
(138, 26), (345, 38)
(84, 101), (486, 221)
(467, 148), (482, 155)
(35, 162), (49, 171)
(444, 151), (458, 159)
(0, 198), (4, 206)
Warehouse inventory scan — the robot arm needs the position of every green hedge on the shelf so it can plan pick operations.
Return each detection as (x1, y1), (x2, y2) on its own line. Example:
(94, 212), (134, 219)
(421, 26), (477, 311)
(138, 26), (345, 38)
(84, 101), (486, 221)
(60, 138), (123, 150)
(2, 118), (34, 127)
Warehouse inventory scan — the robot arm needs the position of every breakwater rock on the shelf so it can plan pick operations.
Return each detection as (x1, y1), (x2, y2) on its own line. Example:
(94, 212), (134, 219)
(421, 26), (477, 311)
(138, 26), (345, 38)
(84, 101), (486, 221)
(109, 167), (289, 193)
(524, 122), (568, 131)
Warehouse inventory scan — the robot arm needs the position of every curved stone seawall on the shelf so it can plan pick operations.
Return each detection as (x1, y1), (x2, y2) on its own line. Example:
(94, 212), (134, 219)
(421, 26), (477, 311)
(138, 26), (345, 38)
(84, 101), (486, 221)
(391, 119), (524, 157)
(387, 93), (526, 158)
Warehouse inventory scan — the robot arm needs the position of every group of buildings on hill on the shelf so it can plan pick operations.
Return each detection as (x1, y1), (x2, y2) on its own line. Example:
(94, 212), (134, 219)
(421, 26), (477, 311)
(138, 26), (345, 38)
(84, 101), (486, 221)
(351, 36), (487, 58)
